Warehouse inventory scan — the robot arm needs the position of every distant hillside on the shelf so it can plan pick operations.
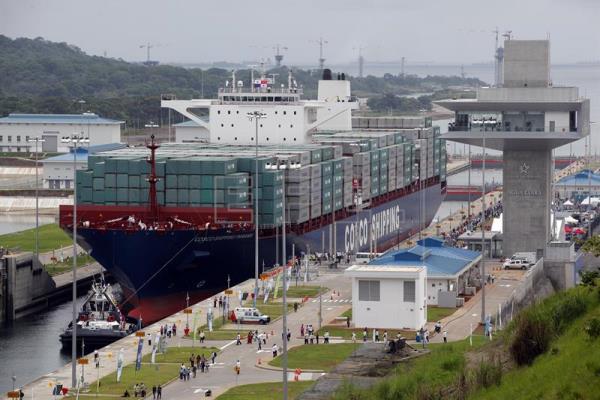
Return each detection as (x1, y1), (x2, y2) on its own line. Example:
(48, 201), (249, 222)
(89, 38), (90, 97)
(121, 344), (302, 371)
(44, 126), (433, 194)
(0, 35), (485, 126)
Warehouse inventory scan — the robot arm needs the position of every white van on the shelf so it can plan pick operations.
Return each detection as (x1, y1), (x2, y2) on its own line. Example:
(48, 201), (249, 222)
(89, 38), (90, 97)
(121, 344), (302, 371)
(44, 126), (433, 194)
(355, 252), (383, 264)
(233, 307), (270, 324)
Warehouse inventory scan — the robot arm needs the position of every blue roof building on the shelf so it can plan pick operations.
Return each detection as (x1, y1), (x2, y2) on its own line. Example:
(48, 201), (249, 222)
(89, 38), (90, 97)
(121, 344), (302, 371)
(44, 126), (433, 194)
(366, 237), (482, 306)
(0, 113), (124, 125)
(555, 170), (600, 200)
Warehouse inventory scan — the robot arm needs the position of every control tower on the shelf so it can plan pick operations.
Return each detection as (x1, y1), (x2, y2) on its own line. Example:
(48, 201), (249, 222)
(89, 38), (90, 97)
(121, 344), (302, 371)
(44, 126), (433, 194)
(436, 40), (590, 257)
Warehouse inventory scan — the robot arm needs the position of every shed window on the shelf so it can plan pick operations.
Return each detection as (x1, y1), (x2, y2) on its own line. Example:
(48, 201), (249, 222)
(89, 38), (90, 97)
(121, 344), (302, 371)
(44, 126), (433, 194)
(358, 280), (380, 301)
(404, 280), (415, 302)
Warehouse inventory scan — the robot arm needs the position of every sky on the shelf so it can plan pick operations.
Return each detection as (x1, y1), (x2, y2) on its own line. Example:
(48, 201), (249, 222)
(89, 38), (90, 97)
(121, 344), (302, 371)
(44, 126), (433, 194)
(1, 0), (599, 66)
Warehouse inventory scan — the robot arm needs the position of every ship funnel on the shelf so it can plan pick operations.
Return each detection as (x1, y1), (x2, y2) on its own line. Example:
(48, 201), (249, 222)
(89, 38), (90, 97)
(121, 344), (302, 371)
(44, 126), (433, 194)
(322, 68), (332, 80)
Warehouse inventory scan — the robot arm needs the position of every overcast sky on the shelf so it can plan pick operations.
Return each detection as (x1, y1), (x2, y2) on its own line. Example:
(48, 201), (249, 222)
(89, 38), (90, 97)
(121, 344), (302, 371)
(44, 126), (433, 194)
(1, 0), (599, 66)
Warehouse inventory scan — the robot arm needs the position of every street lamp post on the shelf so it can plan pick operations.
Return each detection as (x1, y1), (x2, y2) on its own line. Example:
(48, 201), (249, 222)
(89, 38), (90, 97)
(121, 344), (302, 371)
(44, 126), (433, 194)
(61, 133), (89, 388)
(247, 111), (266, 307)
(27, 136), (45, 261)
(480, 129), (486, 325)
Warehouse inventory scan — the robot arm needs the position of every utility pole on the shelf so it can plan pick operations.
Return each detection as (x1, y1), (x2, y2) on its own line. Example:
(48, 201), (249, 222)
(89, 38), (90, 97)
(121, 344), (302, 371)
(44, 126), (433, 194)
(61, 133), (89, 388)
(353, 46), (365, 78)
(248, 111), (266, 308)
(27, 136), (45, 261)
(480, 128), (487, 325)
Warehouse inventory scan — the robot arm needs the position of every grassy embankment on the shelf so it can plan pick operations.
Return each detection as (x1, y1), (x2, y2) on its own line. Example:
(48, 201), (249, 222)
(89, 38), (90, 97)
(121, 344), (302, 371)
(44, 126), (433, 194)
(331, 280), (600, 399)
(0, 223), (96, 275)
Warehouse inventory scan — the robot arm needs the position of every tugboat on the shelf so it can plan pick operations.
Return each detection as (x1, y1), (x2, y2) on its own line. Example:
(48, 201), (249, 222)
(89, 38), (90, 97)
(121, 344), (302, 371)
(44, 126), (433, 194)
(60, 278), (137, 349)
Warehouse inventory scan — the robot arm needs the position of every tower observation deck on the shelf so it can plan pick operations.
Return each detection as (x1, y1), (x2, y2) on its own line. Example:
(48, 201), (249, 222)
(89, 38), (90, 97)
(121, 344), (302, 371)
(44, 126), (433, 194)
(435, 39), (591, 257)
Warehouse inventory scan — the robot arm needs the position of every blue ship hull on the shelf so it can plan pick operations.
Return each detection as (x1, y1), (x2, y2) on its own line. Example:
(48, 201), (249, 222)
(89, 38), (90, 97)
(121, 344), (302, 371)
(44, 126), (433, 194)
(75, 183), (444, 323)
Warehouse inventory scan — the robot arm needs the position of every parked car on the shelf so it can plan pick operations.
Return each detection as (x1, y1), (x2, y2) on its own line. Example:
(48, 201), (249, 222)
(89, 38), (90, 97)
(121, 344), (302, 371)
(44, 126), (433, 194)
(233, 307), (270, 324)
(503, 258), (532, 270)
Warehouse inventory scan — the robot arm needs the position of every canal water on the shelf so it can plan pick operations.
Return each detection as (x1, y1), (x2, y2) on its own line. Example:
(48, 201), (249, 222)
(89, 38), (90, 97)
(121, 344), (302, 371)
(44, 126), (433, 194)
(0, 296), (85, 392)
(0, 214), (56, 235)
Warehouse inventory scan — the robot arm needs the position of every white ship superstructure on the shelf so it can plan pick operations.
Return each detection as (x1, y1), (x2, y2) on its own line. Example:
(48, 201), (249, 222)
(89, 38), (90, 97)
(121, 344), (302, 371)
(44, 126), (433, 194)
(161, 69), (358, 145)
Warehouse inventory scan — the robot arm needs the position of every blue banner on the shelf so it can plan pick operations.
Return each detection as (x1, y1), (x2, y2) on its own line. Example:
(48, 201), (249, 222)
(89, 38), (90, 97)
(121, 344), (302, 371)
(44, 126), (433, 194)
(135, 338), (144, 371)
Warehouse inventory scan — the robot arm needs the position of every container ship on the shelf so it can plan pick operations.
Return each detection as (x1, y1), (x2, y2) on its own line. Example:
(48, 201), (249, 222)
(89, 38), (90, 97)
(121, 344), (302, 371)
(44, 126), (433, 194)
(59, 69), (447, 323)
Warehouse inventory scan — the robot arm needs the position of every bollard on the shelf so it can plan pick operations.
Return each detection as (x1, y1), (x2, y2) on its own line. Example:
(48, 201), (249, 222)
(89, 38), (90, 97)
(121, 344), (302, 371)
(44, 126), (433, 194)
(257, 358), (261, 365)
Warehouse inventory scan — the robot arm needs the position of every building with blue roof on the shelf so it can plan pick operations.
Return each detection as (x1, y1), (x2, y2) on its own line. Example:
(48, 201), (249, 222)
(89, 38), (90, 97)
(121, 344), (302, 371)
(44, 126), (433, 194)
(0, 113), (123, 153)
(42, 143), (126, 189)
(174, 119), (209, 142)
(555, 170), (600, 200)
(363, 237), (481, 307)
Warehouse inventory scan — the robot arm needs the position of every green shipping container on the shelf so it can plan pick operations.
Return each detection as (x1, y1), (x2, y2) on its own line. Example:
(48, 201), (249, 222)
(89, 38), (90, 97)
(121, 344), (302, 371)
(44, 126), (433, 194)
(105, 174), (116, 188)
(92, 178), (104, 191)
(128, 175), (140, 188)
(117, 174), (128, 188)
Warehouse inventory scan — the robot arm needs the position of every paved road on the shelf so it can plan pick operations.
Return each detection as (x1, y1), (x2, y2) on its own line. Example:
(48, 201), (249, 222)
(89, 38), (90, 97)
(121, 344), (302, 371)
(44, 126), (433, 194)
(159, 270), (352, 399)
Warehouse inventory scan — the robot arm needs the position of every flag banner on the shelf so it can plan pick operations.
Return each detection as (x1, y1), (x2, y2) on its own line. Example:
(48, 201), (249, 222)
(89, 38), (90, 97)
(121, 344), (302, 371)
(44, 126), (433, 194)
(116, 348), (124, 382)
(192, 310), (199, 341)
(135, 338), (143, 371)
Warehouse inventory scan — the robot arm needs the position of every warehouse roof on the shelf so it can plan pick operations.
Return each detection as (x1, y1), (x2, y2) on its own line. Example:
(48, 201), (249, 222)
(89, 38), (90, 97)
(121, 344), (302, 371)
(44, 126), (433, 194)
(369, 237), (481, 278)
(556, 170), (600, 186)
(44, 143), (126, 163)
(0, 113), (124, 125)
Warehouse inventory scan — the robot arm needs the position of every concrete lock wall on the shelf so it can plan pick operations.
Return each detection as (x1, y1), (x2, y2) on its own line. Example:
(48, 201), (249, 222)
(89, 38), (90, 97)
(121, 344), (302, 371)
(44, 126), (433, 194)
(1, 253), (56, 323)
(503, 149), (552, 257)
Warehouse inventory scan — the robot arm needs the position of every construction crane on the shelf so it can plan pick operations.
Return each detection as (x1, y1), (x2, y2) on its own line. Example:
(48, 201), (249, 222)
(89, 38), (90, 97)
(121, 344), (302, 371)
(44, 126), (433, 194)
(139, 43), (159, 66)
(353, 46), (365, 78)
(273, 44), (288, 67)
(311, 37), (328, 73)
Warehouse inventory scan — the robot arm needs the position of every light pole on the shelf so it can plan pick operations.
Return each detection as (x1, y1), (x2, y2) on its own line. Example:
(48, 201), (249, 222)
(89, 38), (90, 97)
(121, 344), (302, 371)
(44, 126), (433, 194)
(61, 133), (89, 388)
(247, 111), (266, 308)
(27, 136), (45, 261)
(480, 129), (486, 325)
(267, 161), (300, 400)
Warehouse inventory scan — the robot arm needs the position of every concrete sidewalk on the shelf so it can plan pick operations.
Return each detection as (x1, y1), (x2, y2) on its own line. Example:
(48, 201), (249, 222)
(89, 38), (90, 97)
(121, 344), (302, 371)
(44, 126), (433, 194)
(158, 271), (353, 399)
(20, 269), (352, 400)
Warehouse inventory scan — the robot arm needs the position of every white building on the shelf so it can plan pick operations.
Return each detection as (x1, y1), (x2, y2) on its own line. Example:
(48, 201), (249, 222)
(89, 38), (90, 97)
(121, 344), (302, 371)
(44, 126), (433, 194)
(0, 113), (123, 153)
(345, 264), (427, 330)
(174, 120), (210, 142)
(42, 143), (126, 189)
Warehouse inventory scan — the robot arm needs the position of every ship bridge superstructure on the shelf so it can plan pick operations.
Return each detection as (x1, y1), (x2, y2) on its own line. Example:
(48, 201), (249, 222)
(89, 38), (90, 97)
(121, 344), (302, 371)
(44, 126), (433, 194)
(161, 69), (358, 145)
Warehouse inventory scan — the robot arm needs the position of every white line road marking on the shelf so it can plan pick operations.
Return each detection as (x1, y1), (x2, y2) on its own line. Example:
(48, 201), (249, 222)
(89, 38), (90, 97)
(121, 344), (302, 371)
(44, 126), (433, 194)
(471, 313), (478, 317)
(219, 340), (237, 350)
(326, 307), (333, 311)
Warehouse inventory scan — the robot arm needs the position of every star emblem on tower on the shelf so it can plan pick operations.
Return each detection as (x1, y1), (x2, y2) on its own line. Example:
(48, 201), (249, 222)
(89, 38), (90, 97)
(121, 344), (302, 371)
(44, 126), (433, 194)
(519, 162), (530, 176)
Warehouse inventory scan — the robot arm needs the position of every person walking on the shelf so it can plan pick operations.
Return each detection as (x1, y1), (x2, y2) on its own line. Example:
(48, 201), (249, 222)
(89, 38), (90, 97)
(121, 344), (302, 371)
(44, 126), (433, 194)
(235, 360), (241, 375)
(199, 330), (205, 343)
(346, 316), (350, 328)
(300, 324), (304, 337)
(172, 323), (177, 336)
(272, 344), (278, 358)
(324, 331), (330, 344)
(94, 350), (99, 368)
(383, 330), (388, 345)
(211, 351), (217, 365)
(351, 332), (356, 343)
(443, 330), (448, 343)
(152, 385), (157, 400)
(375, 329), (380, 342)
(362, 328), (367, 342)
(236, 332), (241, 345)
(156, 385), (162, 400)
(294, 302), (298, 312)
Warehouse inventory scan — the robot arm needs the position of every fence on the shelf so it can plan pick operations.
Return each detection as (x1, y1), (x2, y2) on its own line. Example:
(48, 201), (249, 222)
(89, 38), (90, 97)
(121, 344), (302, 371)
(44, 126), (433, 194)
(490, 257), (546, 331)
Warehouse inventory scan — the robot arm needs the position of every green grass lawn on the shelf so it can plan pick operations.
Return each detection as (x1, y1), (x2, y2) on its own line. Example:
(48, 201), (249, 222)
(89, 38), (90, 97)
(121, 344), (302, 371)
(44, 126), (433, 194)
(89, 362), (179, 396)
(0, 223), (72, 253)
(44, 254), (95, 276)
(269, 343), (361, 372)
(316, 325), (414, 341)
(216, 381), (313, 400)
(427, 306), (457, 322)
(340, 309), (352, 319)
(140, 346), (219, 364)
(284, 285), (326, 298)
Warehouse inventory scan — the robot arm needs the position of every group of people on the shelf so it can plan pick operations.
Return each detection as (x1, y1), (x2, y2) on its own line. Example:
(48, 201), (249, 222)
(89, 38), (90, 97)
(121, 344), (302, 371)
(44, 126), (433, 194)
(122, 382), (162, 398)
(179, 351), (219, 380)
(159, 323), (177, 338)
(236, 330), (269, 350)
(443, 201), (503, 247)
